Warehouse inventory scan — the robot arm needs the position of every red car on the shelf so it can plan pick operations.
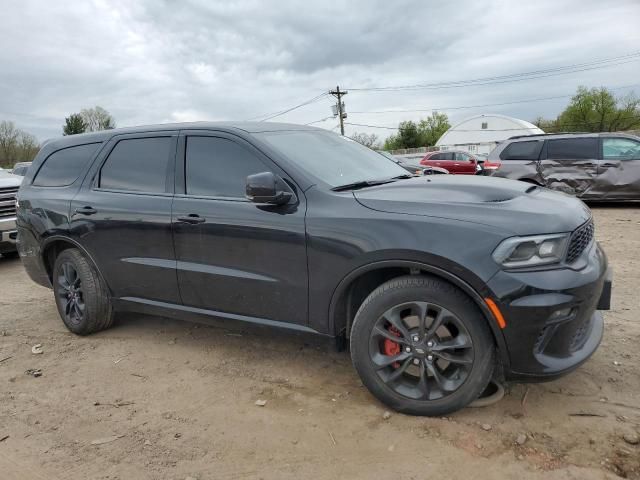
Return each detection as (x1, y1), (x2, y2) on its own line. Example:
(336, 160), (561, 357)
(420, 150), (501, 175)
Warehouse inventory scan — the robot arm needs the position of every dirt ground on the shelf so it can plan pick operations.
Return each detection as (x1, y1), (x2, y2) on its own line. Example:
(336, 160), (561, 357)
(1, 205), (639, 480)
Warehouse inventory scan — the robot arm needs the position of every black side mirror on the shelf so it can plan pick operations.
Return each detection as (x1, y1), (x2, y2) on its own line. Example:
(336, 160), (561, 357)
(246, 172), (294, 205)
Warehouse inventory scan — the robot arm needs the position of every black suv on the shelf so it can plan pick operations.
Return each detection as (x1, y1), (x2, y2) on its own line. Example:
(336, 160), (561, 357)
(488, 132), (640, 200)
(17, 123), (612, 415)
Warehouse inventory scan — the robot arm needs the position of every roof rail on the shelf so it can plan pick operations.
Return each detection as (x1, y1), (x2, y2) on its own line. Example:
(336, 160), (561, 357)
(507, 132), (592, 140)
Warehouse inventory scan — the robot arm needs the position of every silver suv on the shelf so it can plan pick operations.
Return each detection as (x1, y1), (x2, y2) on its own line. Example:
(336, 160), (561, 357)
(488, 132), (640, 200)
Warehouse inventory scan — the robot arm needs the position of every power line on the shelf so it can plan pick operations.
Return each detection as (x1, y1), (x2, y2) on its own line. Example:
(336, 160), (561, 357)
(348, 84), (640, 115)
(244, 92), (328, 122)
(346, 52), (640, 92)
(305, 116), (334, 125)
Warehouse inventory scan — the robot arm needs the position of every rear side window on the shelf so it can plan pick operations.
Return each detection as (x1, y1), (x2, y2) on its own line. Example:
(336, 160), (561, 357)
(33, 143), (100, 187)
(185, 136), (269, 198)
(99, 137), (172, 193)
(500, 141), (543, 160)
(547, 138), (598, 160)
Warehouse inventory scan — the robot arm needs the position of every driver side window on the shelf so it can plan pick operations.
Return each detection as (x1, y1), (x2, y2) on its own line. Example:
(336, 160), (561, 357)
(185, 136), (269, 198)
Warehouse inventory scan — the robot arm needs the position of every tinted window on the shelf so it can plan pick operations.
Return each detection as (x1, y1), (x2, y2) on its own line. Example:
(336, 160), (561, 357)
(186, 136), (269, 197)
(430, 153), (444, 160)
(602, 138), (640, 159)
(500, 140), (543, 160)
(99, 137), (172, 193)
(33, 143), (100, 187)
(547, 138), (598, 160)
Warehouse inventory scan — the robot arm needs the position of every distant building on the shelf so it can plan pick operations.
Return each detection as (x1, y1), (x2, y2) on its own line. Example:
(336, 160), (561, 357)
(436, 114), (544, 155)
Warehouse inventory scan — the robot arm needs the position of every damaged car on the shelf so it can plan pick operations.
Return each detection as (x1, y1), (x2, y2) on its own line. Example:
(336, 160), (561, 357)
(488, 132), (640, 200)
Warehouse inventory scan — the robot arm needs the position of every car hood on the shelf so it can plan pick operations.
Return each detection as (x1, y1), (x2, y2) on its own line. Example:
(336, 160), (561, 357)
(0, 171), (23, 188)
(353, 175), (591, 236)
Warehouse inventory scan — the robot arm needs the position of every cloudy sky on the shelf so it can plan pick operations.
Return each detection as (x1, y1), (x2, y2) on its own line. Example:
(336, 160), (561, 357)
(1, 0), (639, 141)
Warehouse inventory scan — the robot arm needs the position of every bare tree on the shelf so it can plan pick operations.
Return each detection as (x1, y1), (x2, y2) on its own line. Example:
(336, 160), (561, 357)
(350, 132), (380, 149)
(0, 120), (40, 167)
(80, 106), (116, 132)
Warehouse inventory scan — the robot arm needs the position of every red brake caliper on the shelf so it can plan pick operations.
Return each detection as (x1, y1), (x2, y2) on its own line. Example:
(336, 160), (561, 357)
(382, 326), (402, 368)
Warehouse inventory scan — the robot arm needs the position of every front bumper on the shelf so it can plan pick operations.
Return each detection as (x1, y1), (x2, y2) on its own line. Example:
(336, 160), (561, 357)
(0, 217), (18, 253)
(487, 241), (610, 381)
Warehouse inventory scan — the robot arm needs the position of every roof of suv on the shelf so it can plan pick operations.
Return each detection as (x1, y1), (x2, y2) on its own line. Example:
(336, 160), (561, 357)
(507, 132), (639, 141)
(42, 122), (319, 149)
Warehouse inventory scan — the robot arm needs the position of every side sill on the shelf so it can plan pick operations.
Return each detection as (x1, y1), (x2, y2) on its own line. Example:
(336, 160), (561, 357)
(115, 297), (322, 335)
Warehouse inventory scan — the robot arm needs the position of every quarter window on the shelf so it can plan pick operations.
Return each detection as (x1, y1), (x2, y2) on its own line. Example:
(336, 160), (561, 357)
(547, 138), (598, 160)
(602, 138), (640, 159)
(185, 136), (269, 198)
(33, 143), (100, 187)
(99, 137), (172, 193)
(500, 140), (543, 161)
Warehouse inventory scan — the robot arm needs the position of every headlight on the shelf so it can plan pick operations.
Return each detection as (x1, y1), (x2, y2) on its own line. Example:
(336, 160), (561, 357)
(492, 233), (569, 268)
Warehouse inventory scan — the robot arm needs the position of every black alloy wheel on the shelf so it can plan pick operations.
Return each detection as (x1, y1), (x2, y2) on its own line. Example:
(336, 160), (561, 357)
(56, 261), (86, 327)
(350, 275), (494, 416)
(52, 248), (115, 335)
(369, 301), (474, 401)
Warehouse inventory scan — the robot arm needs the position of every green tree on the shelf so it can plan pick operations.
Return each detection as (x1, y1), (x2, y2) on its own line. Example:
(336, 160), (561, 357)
(63, 113), (87, 135)
(80, 106), (116, 132)
(394, 120), (420, 149)
(417, 112), (451, 146)
(555, 87), (640, 132)
(382, 113), (451, 150)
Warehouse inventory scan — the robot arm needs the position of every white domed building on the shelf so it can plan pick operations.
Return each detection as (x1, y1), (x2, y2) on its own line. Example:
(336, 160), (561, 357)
(436, 114), (544, 155)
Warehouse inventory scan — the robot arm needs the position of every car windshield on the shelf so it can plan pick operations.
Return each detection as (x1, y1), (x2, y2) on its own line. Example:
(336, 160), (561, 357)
(257, 130), (408, 188)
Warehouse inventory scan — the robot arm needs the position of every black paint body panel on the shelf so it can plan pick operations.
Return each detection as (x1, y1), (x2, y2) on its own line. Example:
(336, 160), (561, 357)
(16, 122), (610, 382)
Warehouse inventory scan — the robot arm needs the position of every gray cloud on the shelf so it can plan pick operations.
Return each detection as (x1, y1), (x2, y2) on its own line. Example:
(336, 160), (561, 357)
(1, 0), (639, 141)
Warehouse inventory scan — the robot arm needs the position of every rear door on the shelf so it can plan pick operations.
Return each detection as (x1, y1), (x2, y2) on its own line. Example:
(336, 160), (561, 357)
(172, 130), (308, 326)
(453, 152), (477, 174)
(70, 132), (180, 304)
(597, 136), (640, 200)
(538, 137), (601, 198)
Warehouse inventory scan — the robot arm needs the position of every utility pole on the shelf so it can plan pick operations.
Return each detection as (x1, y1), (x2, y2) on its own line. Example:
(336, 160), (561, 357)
(329, 86), (348, 135)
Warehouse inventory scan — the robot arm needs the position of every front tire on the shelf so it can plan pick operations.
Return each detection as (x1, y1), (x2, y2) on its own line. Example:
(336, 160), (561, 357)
(350, 275), (495, 416)
(52, 248), (115, 335)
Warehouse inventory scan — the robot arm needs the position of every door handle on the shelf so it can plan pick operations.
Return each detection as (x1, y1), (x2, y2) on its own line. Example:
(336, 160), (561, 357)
(177, 214), (206, 224)
(75, 206), (97, 215)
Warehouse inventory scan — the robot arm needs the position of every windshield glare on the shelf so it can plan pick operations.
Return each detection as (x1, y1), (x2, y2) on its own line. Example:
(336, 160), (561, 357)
(257, 130), (408, 187)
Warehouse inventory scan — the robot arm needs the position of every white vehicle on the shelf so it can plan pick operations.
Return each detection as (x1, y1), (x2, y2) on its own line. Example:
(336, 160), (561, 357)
(0, 169), (21, 257)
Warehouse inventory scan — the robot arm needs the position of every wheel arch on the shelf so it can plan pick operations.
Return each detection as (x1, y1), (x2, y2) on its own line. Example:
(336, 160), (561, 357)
(328, 260), (510, 369)
(41, 236), (112, 295)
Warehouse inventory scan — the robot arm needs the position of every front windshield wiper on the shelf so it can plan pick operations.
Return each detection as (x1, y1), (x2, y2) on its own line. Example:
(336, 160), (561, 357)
(331, 179), (396, 192)
(391, 174), (414, 179)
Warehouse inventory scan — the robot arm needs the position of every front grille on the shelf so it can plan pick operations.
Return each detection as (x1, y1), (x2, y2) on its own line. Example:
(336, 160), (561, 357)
(0, 186), (19, 218)
(566, 220), (594, 263)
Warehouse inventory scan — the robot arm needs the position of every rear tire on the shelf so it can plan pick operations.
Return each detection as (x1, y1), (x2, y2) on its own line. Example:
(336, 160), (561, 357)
(52, 248), (115, 335)
(350, 275), (495, 416)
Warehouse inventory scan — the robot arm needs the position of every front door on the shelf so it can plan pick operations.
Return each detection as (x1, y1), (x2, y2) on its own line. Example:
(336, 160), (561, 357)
(538, 136), (601, 198)
(172, 131), (308, 326)
(597, 136), (640, 200)
(70, 132), (180, 304)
